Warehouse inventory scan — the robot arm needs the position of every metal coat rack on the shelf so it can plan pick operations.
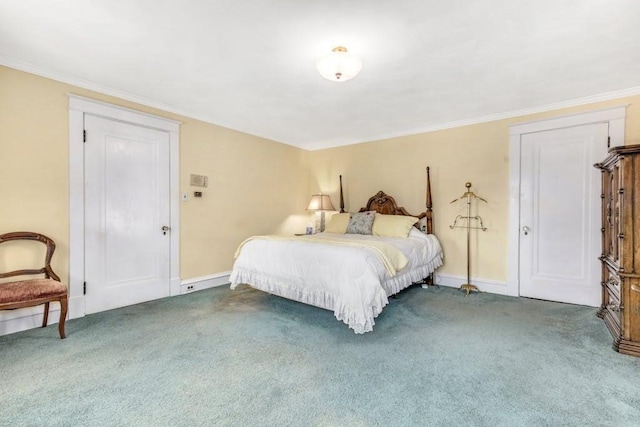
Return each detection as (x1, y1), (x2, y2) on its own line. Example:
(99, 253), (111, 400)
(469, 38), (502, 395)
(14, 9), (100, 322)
(449, 182), (487, 296)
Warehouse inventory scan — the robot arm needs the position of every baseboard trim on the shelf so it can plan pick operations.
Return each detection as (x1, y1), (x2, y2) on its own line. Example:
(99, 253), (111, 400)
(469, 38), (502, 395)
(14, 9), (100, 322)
(0, 271), (232, 336)
(9, 270), (503, 335)
(1, 303), (57, 336)
(434, 274), (510, 296)
(181, 271), (231, 294)
(68, 295), (85, 320)
(170, 277), (181, 297)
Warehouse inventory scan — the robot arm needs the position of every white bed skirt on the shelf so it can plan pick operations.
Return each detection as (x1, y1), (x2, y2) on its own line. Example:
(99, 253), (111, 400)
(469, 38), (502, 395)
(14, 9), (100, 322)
(231, 252), (443, 334)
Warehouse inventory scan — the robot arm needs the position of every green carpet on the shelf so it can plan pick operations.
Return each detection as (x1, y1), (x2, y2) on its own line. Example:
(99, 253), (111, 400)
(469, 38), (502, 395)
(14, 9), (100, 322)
(1, 285), (639, 426)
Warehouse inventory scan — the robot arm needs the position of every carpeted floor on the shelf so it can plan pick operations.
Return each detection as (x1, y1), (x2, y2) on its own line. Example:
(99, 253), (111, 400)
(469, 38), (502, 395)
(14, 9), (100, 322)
(1, 285), (639, 426)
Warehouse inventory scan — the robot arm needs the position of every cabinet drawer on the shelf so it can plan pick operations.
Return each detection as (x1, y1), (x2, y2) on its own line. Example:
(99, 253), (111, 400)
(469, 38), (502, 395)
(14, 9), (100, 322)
(605, 266), (622, 300)
(605, 287), (622, 327)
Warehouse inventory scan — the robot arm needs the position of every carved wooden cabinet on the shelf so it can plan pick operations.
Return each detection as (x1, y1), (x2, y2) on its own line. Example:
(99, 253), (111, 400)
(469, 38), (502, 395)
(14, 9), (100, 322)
(595, 144), (640, 357)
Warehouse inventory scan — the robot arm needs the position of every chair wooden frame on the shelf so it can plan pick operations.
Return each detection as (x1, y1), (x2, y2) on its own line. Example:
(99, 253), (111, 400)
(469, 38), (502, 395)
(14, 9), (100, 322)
(0, 232), (68, 338)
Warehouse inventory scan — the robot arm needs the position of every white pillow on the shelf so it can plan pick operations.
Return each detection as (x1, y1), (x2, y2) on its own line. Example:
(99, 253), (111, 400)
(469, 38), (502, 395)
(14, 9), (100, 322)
(372, 214), (419, 238)
(324, 212), (350, 233)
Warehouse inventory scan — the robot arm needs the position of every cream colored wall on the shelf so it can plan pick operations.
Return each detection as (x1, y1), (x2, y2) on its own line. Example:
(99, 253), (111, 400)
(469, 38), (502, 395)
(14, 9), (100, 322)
(309, 95), (640, 283)
(3, 63), (639, 286)
(180, 121), (310, 277)
(0, 66), (310, 283)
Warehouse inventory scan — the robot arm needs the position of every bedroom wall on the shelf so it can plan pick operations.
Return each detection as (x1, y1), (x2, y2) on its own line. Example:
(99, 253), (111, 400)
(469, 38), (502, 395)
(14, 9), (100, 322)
(308, 94), (640, 284)
(0, 65), (310, 285)
(3, 63), (640, 291)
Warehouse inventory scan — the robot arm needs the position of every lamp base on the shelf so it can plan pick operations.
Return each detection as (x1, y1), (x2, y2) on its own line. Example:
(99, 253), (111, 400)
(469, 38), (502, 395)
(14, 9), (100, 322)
(314, 211), (327, 233)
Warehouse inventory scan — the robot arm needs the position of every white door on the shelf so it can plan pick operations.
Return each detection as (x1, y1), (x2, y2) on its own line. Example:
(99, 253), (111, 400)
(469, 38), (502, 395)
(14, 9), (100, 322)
(519, 123), (608, 306)
(84, 115), (171, 314)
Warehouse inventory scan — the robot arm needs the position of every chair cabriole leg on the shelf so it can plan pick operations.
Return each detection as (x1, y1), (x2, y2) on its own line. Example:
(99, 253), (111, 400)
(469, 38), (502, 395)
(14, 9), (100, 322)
(58, 296), (68, 339)
(42, 302), (50, 327)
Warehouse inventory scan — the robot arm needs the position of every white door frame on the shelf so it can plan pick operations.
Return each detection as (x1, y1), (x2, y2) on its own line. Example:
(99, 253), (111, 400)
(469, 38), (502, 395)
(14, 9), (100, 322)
(506, 105), (627, 297)
(68, 94), (181, 319)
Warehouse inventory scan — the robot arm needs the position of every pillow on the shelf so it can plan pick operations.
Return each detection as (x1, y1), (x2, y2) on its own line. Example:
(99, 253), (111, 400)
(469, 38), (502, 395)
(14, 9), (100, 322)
(346, 211), (376, 235)
(372, 214), (419, 238)
(324, 213), (350, 234)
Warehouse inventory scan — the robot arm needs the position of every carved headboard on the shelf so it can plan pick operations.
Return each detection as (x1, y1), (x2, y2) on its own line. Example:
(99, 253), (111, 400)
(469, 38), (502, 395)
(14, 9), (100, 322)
(359, 191), (428, 231)
(339, 167), (434, 234)
(360, 191), (423, 216)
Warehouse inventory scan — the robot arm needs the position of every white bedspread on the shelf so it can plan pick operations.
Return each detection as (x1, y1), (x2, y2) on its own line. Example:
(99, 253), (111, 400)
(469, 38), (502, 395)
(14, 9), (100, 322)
(229, 228), (443, 334)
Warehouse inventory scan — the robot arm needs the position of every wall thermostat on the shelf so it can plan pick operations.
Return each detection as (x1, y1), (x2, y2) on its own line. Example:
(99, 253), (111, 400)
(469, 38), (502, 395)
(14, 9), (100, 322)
(190, 174), (208, 187)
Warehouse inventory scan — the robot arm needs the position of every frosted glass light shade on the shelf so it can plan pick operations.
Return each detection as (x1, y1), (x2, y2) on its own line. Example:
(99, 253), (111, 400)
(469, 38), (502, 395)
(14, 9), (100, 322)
(316, 46), (362, 82)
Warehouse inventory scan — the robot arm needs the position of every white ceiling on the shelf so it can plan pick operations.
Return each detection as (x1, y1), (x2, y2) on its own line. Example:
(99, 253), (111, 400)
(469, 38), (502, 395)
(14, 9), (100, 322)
(1, 0), (640, 150)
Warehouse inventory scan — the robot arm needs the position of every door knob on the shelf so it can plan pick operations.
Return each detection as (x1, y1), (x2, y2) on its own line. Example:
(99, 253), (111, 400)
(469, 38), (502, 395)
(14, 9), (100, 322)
(523, 226), (530, 236)
(162, 225), (171, 235)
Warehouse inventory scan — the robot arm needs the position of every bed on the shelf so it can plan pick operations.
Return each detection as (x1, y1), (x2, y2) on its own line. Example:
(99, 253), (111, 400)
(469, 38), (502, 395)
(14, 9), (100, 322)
(229, 168), (443, 333)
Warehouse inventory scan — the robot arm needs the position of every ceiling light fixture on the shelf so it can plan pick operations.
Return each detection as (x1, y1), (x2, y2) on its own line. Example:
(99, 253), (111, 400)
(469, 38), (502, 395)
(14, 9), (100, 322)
(316, 46), (363, 82)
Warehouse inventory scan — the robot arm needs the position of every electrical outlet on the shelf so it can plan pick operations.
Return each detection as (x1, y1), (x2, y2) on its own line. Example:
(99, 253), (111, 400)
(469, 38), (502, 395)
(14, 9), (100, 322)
(187, 285), (194, 290)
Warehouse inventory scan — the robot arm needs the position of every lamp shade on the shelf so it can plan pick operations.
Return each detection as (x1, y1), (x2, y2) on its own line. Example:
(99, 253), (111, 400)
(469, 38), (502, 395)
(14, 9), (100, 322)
(316, 46), (362, 82)
(306, 194), (335, 211)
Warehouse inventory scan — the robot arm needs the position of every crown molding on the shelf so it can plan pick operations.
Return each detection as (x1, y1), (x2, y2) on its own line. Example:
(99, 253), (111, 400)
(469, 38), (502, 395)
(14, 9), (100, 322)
(5, 56), (223, 127)
(3, 56), (639, 152)
(305, 85), (640, 151)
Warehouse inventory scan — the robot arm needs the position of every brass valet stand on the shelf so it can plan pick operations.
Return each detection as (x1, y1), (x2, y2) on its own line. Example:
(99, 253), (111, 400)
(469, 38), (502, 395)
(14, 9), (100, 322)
(449, 182), (487, 296)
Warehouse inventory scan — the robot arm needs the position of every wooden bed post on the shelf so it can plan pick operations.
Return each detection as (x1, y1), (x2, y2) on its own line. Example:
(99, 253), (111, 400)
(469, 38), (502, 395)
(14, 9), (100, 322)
(425, 167), (433, 235)
(339, 175), (345, 213)
(425, 166), (435, 286)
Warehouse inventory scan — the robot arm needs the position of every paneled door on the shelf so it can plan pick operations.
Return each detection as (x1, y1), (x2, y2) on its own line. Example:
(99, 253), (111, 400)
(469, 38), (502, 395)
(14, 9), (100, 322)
(519, 123), (608, 306)
(84, 115), (171, 314)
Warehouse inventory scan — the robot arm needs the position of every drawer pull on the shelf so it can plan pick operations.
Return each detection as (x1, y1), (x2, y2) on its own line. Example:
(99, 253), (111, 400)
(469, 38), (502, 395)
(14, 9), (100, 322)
(607, 303), (621, 313)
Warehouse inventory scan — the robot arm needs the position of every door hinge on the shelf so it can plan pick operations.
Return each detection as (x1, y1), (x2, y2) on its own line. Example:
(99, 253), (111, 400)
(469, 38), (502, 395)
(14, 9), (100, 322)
(83, 129), (86, 143)
(83, 281), (87, 295)
(607, 136), (610, 148)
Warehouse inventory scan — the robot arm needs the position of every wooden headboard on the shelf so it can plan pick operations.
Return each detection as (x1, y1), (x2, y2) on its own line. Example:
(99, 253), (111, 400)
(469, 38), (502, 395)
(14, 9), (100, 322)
(339, 167), (434, 235)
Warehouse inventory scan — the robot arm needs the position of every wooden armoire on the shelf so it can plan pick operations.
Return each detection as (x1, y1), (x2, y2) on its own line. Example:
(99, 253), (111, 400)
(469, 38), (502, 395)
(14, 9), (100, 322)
(595, 144), (640, 357)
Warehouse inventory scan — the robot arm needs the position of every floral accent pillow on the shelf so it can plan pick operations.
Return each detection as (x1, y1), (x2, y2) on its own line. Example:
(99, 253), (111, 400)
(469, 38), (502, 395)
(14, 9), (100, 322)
(346, 211), (376, 235)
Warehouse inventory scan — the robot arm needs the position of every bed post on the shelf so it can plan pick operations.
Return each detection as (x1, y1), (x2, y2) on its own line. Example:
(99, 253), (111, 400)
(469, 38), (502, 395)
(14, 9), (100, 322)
(339, 175), (345, 213)
(408, 166), (437, 289)
(425, 166), (435, 287)
(425, 166), (433, 235)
